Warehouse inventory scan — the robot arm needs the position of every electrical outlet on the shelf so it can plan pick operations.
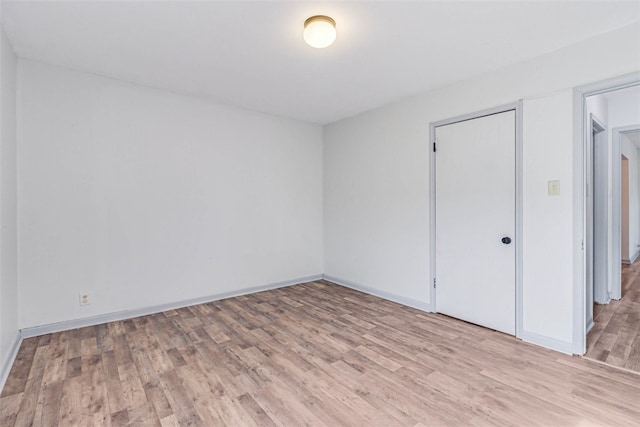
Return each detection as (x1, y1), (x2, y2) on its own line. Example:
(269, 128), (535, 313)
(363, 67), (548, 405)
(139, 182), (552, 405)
(79, 293), (90, 306)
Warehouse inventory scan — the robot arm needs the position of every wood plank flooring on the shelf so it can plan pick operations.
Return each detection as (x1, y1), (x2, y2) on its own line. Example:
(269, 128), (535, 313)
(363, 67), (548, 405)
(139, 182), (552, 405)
(586, 259), (640, 372)
(2, 280), (639, 426)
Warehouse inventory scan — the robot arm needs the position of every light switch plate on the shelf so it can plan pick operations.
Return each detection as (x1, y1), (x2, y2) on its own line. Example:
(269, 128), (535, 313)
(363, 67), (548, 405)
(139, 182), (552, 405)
(548, 180), (560, 196)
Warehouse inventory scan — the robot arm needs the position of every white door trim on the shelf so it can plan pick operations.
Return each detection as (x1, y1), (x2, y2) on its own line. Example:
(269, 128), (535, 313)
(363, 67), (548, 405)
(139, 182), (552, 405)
(429, 101), (523, 339)
(591, 115), (609, 305)
(572, 72), (640, 356)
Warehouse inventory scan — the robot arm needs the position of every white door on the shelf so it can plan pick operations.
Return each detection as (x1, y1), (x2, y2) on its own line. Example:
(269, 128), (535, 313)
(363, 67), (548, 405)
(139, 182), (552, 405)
(435, 111), (516, 335)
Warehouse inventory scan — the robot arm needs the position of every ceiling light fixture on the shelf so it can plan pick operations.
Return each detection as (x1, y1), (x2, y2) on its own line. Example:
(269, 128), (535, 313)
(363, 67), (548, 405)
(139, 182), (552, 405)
(303, 15), (337, 48)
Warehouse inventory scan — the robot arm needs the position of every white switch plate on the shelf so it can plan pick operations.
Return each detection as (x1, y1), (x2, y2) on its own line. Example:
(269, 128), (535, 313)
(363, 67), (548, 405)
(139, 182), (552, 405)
(548, 180), (560, 196)
(79, 293), (90, 306)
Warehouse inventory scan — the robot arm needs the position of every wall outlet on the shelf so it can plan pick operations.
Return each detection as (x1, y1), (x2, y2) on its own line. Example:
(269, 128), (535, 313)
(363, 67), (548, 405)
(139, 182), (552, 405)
(79, 293), (90, 306)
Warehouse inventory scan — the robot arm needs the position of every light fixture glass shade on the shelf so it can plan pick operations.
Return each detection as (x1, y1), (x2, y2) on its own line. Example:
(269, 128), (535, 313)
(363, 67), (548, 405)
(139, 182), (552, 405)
(303, 15), (336, 48)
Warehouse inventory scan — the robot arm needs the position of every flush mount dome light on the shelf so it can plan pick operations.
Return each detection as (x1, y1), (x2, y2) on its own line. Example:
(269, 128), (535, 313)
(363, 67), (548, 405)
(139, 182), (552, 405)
(303, 15), (336, 48)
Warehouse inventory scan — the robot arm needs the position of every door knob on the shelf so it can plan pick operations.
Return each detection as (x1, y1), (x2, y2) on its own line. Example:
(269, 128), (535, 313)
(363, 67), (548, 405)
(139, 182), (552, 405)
(501, 237), (512, 244)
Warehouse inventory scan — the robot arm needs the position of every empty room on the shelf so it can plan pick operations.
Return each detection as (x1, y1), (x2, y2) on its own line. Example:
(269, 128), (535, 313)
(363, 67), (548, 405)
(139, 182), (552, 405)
(1, 1), (640, 426)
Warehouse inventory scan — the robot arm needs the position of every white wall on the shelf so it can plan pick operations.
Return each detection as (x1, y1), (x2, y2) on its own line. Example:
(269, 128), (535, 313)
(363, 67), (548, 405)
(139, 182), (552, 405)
(18, 60), (323, 329)
(324, 23), (640, 352)
(587, 93), (609, 125)
(0, 23), (19, 383)
(323, 105), (431, 307)
(608, 87), (640, 129)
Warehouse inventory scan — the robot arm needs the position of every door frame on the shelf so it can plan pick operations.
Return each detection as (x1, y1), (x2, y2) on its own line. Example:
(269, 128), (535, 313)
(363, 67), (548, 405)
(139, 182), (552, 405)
(572, 72), (640, 356)
(585, 114), (607, 332)
(612, 124), (640, 300)
(429, 101), (523, 339)
(591, 115), (608, 306)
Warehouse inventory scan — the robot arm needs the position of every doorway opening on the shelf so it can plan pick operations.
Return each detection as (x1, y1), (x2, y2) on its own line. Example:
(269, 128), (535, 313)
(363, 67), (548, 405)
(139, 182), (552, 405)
(581, 83), (640, 372)
(621, 155), (629, 264)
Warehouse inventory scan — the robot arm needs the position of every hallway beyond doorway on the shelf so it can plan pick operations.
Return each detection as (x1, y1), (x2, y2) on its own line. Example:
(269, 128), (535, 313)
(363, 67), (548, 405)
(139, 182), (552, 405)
(585, 258), (640, 373)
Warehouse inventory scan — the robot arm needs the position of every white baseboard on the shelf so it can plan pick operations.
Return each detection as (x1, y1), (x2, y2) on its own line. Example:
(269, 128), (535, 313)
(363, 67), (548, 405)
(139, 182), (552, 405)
(322, 274), (433, 312)
(323, 276), (579, 355)
(12, 272), (576, 372)
(0, 332), (23, 393)
(520, 330), (573, 355)
(627, 249), (640, 264)
(20, 274), (323, 338)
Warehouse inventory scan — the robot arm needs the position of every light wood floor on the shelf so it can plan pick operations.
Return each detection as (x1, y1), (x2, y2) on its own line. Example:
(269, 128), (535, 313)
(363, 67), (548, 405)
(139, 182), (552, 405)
(586, 259), (640, 372)
(2, 281), (639, 426)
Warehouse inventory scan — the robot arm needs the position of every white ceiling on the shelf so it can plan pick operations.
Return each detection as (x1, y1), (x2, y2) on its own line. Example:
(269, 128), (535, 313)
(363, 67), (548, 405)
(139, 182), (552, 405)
(2, 1), (639, 124)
